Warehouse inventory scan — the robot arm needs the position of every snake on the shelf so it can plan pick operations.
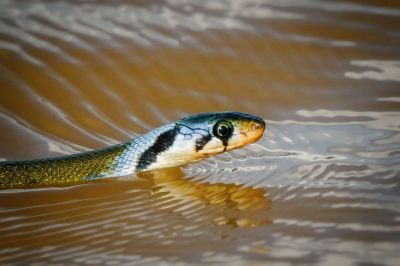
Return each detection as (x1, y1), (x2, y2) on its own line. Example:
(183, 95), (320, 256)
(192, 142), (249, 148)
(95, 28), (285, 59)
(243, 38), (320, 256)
(0, 112), (265, 189)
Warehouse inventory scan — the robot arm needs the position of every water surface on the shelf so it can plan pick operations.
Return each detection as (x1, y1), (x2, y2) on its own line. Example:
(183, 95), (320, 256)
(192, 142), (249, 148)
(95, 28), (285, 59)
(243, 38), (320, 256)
(0, 0), (399, 265)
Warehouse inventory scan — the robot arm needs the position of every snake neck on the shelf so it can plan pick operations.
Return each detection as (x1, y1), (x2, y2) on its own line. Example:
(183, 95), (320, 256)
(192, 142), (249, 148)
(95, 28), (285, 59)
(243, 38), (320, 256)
(111, 122), (177, 175)
(0, 123), (177, 188)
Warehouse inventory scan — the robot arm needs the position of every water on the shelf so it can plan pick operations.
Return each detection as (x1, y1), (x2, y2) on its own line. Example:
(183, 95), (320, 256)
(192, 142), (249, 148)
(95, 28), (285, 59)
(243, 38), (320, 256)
(0, 0), (399, 265)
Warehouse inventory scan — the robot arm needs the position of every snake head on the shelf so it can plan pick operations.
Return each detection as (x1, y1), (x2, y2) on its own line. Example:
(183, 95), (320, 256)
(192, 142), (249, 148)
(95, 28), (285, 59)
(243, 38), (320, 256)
(180, 111), (265, 155)
(144, 112), (265, 171)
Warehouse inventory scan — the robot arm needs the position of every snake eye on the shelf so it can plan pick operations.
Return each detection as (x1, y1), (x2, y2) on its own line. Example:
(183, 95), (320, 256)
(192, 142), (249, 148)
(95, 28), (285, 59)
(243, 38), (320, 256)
(213, 120), (234, 140)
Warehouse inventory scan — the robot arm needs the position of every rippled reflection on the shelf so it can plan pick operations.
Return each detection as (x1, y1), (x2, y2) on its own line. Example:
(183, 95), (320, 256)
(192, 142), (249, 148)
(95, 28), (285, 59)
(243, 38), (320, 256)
(0, 168), (271, 264)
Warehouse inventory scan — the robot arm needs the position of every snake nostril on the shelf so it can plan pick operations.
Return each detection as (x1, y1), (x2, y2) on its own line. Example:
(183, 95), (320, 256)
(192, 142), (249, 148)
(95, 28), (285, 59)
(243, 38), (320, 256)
(252, 122), (263, 131)
(252, 119), (265, 131)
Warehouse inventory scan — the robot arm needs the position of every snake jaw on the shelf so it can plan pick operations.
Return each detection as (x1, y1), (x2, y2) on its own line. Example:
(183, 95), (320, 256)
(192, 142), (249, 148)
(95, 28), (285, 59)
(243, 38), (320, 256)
(225, 123), (265, 151)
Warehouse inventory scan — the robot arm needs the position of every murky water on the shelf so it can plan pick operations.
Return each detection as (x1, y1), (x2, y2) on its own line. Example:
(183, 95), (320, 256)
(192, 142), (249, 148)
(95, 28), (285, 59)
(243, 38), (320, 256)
(0, 0), (400, 265)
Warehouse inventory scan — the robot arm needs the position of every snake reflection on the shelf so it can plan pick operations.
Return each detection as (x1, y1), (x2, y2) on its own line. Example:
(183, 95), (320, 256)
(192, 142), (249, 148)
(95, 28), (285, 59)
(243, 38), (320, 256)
(0, 167), (272, 259)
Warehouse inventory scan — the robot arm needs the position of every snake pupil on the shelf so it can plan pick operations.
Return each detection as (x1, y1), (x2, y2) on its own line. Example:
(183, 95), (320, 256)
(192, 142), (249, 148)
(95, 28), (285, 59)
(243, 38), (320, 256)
(218, 125), (228, 136)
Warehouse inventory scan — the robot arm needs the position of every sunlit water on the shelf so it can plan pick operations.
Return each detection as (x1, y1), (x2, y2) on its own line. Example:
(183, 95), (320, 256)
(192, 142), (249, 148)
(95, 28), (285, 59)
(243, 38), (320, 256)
(0, 0), (399, 265)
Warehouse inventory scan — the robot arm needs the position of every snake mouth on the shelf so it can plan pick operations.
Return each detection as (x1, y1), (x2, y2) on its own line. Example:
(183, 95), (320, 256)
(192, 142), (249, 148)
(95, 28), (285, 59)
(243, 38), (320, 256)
(227, 122), (265, 151)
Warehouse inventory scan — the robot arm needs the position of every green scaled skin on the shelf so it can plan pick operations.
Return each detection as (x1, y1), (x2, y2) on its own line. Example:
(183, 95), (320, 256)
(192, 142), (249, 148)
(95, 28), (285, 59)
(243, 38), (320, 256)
(0, 143), (129, 188)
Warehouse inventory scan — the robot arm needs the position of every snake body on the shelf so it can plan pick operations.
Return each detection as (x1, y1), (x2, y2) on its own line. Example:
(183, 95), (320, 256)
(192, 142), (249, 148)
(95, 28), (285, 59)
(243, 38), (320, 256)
(0, 112), (265, 188)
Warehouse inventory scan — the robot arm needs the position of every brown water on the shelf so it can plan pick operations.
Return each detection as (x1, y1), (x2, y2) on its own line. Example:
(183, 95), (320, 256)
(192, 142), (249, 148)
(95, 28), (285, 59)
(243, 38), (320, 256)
(0, 0), (400, 265)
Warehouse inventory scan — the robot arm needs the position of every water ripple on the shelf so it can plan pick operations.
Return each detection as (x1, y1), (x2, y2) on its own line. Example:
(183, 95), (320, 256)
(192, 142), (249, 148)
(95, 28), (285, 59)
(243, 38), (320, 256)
(1, 0), (400, 265)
